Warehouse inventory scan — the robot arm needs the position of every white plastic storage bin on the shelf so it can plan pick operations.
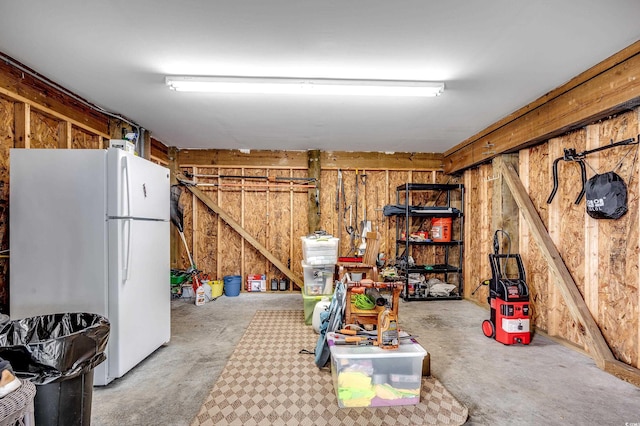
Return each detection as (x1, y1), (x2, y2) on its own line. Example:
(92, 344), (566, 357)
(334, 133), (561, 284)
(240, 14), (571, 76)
(302, 261), (334, 296)
(329, 340), (427, 408)
(301, 236), (339, 266)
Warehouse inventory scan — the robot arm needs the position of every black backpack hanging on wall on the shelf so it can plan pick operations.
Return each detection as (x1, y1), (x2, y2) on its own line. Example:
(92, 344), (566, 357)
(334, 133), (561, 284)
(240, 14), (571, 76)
(585, 171), (628, 220)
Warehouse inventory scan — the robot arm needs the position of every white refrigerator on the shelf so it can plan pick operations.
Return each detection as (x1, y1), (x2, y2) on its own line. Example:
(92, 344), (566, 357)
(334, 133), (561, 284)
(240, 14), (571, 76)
(9, 148), (171, 386)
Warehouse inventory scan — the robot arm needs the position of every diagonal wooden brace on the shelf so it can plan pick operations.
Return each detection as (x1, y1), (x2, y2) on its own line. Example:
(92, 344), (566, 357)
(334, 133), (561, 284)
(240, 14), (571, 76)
(499, 162), (615, 368)
(179, 175), (303, 290)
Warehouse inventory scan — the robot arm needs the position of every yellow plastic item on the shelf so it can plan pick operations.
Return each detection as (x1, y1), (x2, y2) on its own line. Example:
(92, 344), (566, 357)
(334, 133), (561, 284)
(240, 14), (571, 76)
(210, 280), (224, 298)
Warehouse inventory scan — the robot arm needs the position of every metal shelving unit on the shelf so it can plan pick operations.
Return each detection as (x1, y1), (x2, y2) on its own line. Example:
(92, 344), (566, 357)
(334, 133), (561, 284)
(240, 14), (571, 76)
(392, 183), (464, 301)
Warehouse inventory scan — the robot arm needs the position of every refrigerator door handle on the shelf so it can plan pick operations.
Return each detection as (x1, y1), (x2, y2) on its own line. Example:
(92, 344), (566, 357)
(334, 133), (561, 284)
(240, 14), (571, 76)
(122, 155), (132, 217)
(123, 218), (132, 281)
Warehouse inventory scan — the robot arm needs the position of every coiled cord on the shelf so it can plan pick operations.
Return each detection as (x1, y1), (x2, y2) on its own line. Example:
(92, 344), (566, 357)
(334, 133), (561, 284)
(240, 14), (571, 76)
(351, 294), (375, 310)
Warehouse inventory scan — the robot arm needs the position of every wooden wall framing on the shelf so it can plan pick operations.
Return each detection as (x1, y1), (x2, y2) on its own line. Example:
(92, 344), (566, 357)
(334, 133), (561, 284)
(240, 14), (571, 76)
(171, 152), (449, 291)
(0, 59), (116, 312)
(444, 41), (640, 174)
(463, 108), (640, 383)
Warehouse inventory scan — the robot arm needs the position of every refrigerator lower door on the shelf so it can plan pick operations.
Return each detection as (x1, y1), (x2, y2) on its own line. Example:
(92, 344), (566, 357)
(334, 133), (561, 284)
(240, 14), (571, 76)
(98, 218), (170, 386)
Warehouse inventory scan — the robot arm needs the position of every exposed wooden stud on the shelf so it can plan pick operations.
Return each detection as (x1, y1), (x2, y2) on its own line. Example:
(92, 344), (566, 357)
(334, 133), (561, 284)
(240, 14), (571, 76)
(142, 131), (151, 161)
(637, 108), (640, 370)
(13, 102), (29, 148)
(57, 121), (72, 149)
(168, 147), (179, 269)
(240, 168), (245, 282)
(0, 87), (108, 139)
(547, 138), (563, 337)
(463, 170), (473, 298)
(217, 168), (222, 280)
(192, 167), (198, 269)
(308, 149), (321, 233)
(584, 126), (600, 318)
(490, 155), (519, 251)
(499, 161), (614, 368)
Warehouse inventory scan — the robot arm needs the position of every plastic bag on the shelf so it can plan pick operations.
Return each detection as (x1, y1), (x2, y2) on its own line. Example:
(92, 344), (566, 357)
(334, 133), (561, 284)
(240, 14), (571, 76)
(585, 172), (628, 219)
(0, 312), (110, 384)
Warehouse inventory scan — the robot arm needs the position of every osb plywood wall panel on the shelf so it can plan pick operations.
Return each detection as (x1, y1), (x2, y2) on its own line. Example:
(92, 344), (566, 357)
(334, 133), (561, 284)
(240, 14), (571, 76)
(0, 98), (12, 311)
(522, 143), (551, 333)
(193, 168), (218, 277)
(30, 111), (59, 149)
(177, 165), (445, 292)
(461, 108), (640, 368)
(267, 169), (294, 284)
(463, 164), (492, 302)
(291, 169), (308, 280)
(243, 168), (268, 277)
(177, 168), (194, 270)
(548, 131), (586, 346)
(217, 169), (242, 277)
(71, 127), (101, 149)
(594, 112), (639, 366)
(320, 169), (338, 237)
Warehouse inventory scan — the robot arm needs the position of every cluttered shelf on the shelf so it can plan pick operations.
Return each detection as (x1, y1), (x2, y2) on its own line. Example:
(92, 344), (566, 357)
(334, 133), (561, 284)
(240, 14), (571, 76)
(396, 239), (462, 246)
(390, 182), (465, 301)
(402, 264), (462, 274)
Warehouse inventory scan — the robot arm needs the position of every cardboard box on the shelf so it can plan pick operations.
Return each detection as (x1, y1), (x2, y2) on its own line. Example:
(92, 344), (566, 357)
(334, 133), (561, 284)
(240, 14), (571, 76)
(246, 274), (266, 292)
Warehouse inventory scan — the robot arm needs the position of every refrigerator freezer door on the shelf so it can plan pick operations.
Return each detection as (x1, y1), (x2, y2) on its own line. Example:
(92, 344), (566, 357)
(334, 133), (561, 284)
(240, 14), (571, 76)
(100, 218), (170, 385)
(107, 148), (170, 220)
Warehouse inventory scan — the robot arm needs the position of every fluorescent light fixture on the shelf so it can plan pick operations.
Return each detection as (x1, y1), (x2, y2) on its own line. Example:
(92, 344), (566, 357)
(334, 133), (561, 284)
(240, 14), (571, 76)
(165, 76), (444, 97)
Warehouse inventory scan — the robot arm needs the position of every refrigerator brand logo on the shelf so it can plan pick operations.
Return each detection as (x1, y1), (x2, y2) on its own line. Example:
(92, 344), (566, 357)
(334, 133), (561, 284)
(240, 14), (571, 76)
(143, 183), (147, 198)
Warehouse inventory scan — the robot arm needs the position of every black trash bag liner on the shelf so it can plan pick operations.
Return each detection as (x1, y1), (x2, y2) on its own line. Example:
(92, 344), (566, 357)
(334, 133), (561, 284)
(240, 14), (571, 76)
(170, 184), (184, 232)
(585, 172), (628, 220)
(0, 312), (110, 385)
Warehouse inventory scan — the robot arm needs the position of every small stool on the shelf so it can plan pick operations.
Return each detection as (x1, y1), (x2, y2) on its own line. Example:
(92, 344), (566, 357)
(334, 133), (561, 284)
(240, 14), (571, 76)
(0, 380), (36, 426)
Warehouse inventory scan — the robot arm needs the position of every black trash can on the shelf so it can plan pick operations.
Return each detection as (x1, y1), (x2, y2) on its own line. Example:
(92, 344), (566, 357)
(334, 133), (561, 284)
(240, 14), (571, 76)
(0, 312), (110, 426)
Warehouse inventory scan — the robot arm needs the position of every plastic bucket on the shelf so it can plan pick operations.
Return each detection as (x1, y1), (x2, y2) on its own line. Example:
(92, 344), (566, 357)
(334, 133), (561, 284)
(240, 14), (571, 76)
(211, 280), (224, 298)
(431, 217), (452, 242)
(223, 275), (241, 297)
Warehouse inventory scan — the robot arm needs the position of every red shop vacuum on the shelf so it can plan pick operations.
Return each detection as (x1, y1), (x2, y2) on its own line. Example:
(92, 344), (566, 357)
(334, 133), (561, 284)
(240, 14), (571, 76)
(479, 230), (531, 345)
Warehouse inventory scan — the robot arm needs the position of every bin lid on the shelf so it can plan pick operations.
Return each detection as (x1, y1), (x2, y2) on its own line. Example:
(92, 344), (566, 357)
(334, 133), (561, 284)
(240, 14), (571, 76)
(329, 338), (426, 359)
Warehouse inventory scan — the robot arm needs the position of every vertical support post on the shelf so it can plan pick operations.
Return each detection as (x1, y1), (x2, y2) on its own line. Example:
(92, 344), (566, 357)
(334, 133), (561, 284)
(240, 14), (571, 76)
(491, 154), (520, 254)
(168, 146), (179, 268)
(14, 103), (30, 148)
(58, 121), (72, 148)
(142, 130), (151, 160)
(308, 149), (321, 233)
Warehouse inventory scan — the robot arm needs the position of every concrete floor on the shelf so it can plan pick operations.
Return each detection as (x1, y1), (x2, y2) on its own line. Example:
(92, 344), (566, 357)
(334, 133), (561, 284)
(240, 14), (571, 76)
(92, 293), (640, 425)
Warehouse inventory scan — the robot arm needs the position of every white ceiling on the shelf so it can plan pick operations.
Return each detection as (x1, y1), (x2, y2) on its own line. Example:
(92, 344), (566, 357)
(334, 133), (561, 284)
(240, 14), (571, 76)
(1, 1), (639, 154)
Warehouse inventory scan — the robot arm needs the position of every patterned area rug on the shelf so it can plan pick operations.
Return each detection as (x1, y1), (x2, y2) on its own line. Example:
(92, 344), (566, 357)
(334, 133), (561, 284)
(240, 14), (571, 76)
(192, 310), (468, 426)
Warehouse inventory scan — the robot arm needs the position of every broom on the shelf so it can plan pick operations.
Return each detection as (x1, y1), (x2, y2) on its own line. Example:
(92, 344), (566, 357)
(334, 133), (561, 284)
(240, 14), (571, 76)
(170, 185), (199, 292)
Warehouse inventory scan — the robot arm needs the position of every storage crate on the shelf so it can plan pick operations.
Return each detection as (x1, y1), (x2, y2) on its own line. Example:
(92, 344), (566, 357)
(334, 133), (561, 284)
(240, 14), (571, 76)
(329, 340), (427, 408)
(303, 293), (331, 325)
(302, 261), (334, 296)
(301, 236), (339, 266)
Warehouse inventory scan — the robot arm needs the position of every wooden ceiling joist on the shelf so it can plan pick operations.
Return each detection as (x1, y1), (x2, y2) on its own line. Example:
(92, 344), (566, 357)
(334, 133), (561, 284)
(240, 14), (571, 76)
(177, 148), (444, 171)
(445, 41), (640, 174)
